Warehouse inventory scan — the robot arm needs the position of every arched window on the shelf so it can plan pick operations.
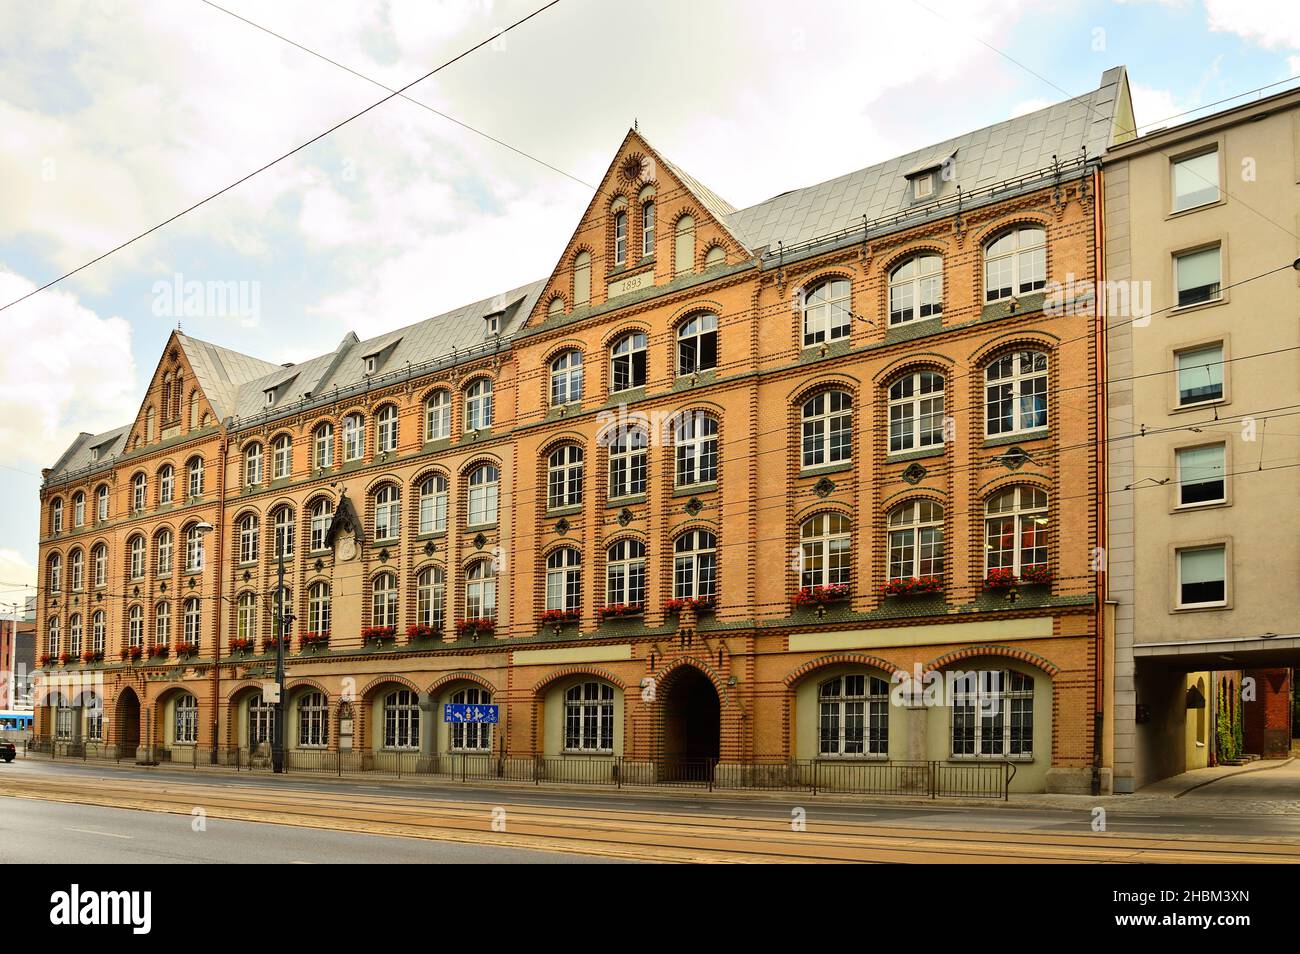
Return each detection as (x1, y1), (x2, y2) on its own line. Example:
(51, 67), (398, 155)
(307, 581), (330, 636)
(547, 446), (584, 510)
(607, 426), (647, 499)
(92, 543), (107, 587)
(673, 530), (717, 600)
(801, 390), (852, 468)
(244, 444), (263, 486)
(606, 539), (646, 608)
(984, 226), (1046, 302)
(68, 613), (82, 658)
(127, 604), (144, 647)
(419, 476), (448, 534)
(131, 473), (147, 512)
(273, 506), (295, 558)
(467, 465), (499, 526)
(155, 601), (172, 647)
(184, 524), (204, 572)
(889, 371), (945, 453)
(550, 350), (583, 406)
(91, 610), (105, 654)
(545, 547), (582, 613)
(801, 279), (851, 347)
(373, 486), (400, 542)
(299, 691), (329, 748)
(145, 406), (156, 442)
(314, 422), (334, 469)
(800, 513), (852, 589)
(450, 686), (492, 751)
(72, 492), (85, 527)
(465, 379), (493, 431)
(50, 498), (63, 533)
(565, 681), (615, 752)
(641, 199), (655, 257)
(371, 572), (397, 628)
(376, 404), (399, 454)
(158, 465), (174, 505)
(272, 434), (292, 480)
(704, 245), (726, 268)
(416, 566), (445, 632)
(187, 457), (204, 499)
(573, 251), (591, 307)
(951, 669), (1035, 757)
(677, 313), (718, 375)
(69, 549), (84, 591)
(425, 391), (451, 441)
(343, 414), (366, 462)
(465, 559), (497, 620)
(238, 514), (259, 564)
(183, 598), (201, 647)
(613, 207), (628, 266)
(248, 692), (276, 747)
(887, 500), (945, 581)
(984, 486), (1049, 575)
(610, 332), (647, 392)
(46, 616), (60, 657)
(383, 689), (419, 750)
(674, 412), (718, 487)
(47, 553), (62, 592)
(309, 499), (333, 552)
(889, 254), (943, 325)
(174, 693), (199, 744)
(128, 535), (145, 580)
(96, 484), (109, 521)
(985, 350), (1048, 436)
(819, 675), (890, 757)
(674, 215), (695, 276)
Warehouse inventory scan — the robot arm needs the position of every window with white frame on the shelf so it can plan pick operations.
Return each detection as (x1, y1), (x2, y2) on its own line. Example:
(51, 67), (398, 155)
(419, 476), (448, 534)
(889, 371), (945, 453)
(383, 689), (419, 749)
(984, 351), (1048, 436)
(91, 611), (105, 654)
(236, 591), (257, 642)
(800, 513), (852, 589)
(272, 435), (292, 480)
(547, 446), (584, 510)
(343, 414), (365, 462)
(1177, 444), (1226, 506)
(159, 465), (174, 505)
(1175, 245), (1221, 307)
(238, 514), (259, 564)
(801, 279), (852, 347)
(174, 693), (199, 744)
(564, 681), (614, 752)
(984, 486), (1048, 574)
(307, 581), (330, 635)
(889, 255), (943, 325)
(641, 200), (655, 256)
(155, 601), (171, 646)
(819, 674), (889, 757)
(272, 506), (295, 558)
(606, 539), (646, 608)
(465, 559), (497, 620)
(96, 485), (109, 521)
(1172, 148), (1219, 212)
(185, 525), (204, 572)
(425, 390), (451, 441)
(801, 390), (852, 468)
(673, 530), (717, 600)
(68, 614), (82, 658)
(607, 427), (647, 499)
(376, 405), (399, 454)
(248, 692), (276, 747)
(1175, 343), (1224, 406)
(85, 695), (103, 740)
(51, 498), (63, 533)
(984, 227), (1046, 302)
(187, 458), (204, 498)
(545, 547), (582, 613)
(610, 332), (647, 392)
(674, 413), (718, 487)
(416, 566), (444, 632)
(132, 473), (147, 512)
(69, 549), (83, 591)
(72, 492), (85, 527)
(128, 536), (145, 580)
(677, 313), (718, 375)
(183, 598), (201, 647)
(309, 499), (333, 552)
(46, 616), (60, 657)
(127, 605), (143, 648)
(298, 691), (328, 747)
(887, 500), (945, 581)
(245, 444), (262, 486)
(467, 465), (499, 526)
(450, 686), (492, 751)
(550, 351), (583, 406)
(374, 485), (400, 541)
(1177, 545), (1226, 607)
(314, 423), (334, 468)
(92, 544), (107, 587)
(951, 669), (1034, 758)
(371, 572), (397, 627)
(465, 379), (493, 431)
(613, 208), (628, 266)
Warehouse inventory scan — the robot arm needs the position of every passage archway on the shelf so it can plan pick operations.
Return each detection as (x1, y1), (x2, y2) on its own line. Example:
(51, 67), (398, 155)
(661, 667), (720, 763)
(115, 687), (140, 757)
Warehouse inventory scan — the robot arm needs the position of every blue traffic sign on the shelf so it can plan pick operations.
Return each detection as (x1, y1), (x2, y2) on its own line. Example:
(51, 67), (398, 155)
(443, 703), (499, 724)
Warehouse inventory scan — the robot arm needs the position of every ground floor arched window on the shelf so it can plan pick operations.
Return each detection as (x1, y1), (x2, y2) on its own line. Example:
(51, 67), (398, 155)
(950, 669), (1035, 758)
(450, 686), (492, 752)
(383, 689), (419, 750)
(818, 674), (889, 757)
(564, 681), (614, 753)
(248, 692), (277, 747)
(174, 693), (199, 744)
(298, 691), (328, 748)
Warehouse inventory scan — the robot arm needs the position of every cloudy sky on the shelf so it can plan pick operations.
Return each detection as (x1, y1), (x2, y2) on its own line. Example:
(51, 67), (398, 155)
(1, 0), (1298, 604)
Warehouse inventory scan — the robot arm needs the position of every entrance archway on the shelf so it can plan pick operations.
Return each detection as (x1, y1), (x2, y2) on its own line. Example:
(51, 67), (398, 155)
(661, 667), (720, 764)
(115, 687), (140, 756)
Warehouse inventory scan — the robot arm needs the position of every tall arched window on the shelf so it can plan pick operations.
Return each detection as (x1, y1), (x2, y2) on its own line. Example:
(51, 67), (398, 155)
(238, 514), (259, 564)
(887, 500), (945, 581)
(183, 598), (201, 647)
(376, 404), (399, 453)
(673, 530), (717, 600)
(819, 675), (889, 757)
(128, 535), (145, 580)
(606, 539), (646, 608)
(465, 379), (493, 431)
(155, 601), (172, 647)
(467, 465), (499, 526)
(158, 465), (174, 505)
(450, 686), (492, 751)
(343, 414), (366, 462)
(549, 351), (583, 406)
(984, 486), (1049, 575)
(419, 476), (448, 534)
(547, 446), (584, 510)
(641, 199), (655, 256)
(984, 226), (1046, 302)
(299, 691), (329, 748)
(174, 693), (199, 744)
(565, 681), (614, 752)
(674, 215), (695, 276)
(371, 572), (398, 628)
(607, 426), (647, 499)
(309, 498), (333, 552)
(374, 485), (400, 542)
(237, 592), (257, 643)
(383, 690), (419, 750)
(244, 444), (263, 486)
(69, 549), (84, 591)
(465, 559), (497, 620)
(985, 350), (1048, 436)
(273, 506), (295, 558)
(545, 547), (582, 613)
(92, 543), (107, 587)
(68, 613), (82, 658)
(801, 391), (852, 468)
(674, 412), (718, 487)
(307, 581), (331, 636)
(91, 610), (106, 654)
(96, 484), (110, 521)
(801, 279), (851, 347)
(951, 669), (1035, 757)
(677, 313), (718, 375)
(573, 251), (592, 306)
(72, 492), (85, 527)
(248, 692), (276, 747)
(613, 207), (628, 266)
(131, 473), (146, 512)
(46, 616), (60, 657)
(187, 457), (204, 498)
(184, 524), (204, 572)
(800, 513), (852, 589)
(50, 498), (63, 533)
(314, 422), (334, 469)
(888, 254), (943, 324)
(889, 371), (945, 453)
(272, 434), (292, 479)
(127, 604), (143, 648)
(47, 553), (62, 592)
(416, 566), (445, 632)
(610, 332), (647, 392)
(425, 390), (451, 441)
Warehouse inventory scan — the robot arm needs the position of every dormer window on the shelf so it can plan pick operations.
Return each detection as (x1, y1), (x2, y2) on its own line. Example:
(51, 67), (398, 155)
(364, 356), (376, 375)
(265, 389), (275, 406)
(485, 312), (502, 336)
(911, 172), (935, 200)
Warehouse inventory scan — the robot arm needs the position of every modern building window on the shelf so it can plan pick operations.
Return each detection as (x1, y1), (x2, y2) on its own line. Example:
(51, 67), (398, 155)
(419, 476), (448, 534)
(613, 209), (628, 266)
(96, 485), (110, 521)
(889, 255), (943, 325)
(244, 444), (263, 486)
(425, 390), (451, 441)
(889, 371), (945, 453)
(467, 465), (499, 526)
(1175, 246), (1221, 307)
(673, 530), (717, 600)
(800, 513), (852, 589)
(565, 681), (614, 752)
(465, 379), (493, 431)
(307, 581), (330, 636)
(985, 351), (1048, 436)
(374, 485), (400, 542)
(547, 446), (584, 510)
(674, 412), (718, 487)
(376, 405), (399, 454)
(298, 692), (329, 748)
(674, 215), (695, 276)
(314, 423), (335, 469)
(382, 690), (419, 750)
(984, 486), (1049, 575)
(465, 559), (497, 620)
(73, 492), (85, 527)
(1175, 343), (1224, 406)
(183, 598), (201, 647)
(1177, 444), (1226, 506)
(128, 535), (145, 580)
(610, 332), (647, 392)
(984, 227), (1046, 302)
(128, 605), (143, 648)
(607, 427), (647, 499)
(819, 674), (889, 757)
(573, 251), (592, 306)
(545, 547), (582, 613)
(158, 465), (174, 505)
(415, 566), (444, 632)
(801, 390), (852, 468)
(187, 458), (204, 498)
(1172, 148), (1219, 212)
(605, 539), (646, 608)
(156, 530), (173, 576)
(271, 435), (292, 480)
(238, 514), (259, 564)
(174, 693), (199, 745)
(309, 499), (333, 552)
(641, 200), (655, 257)
(92, 544), (107, 587)
(550, 351), (583, 406)
(185, 524), (204, 572)
(1177, 545), (1227, 607)
(450, 686), (491, 751)
(371, 572), (397, 628)
(801, 279), (852, 346)
(677, 313), (718, 375)
(951, 670), (1034, 758)
(343, 414), (366, 462)
(887, 500), (945, 581)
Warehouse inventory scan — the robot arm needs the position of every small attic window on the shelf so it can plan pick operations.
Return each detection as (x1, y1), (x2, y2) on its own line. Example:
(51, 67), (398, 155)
(485, 311), (503, 336)
(912, 172), (935, 200)
(265, 389), (276, 406)
(364, 356), (376, 375)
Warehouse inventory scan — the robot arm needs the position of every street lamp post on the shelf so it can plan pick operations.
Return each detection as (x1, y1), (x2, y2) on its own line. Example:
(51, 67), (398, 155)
(273, 551), (293, 774)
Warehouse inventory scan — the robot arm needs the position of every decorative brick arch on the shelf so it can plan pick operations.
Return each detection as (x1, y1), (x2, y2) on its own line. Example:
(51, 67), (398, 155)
(653, 655), (730, 707)
(359, 673), (422, 701)
(427, 670), (496, 697)
(529, 665), (627, 698)
(923, 644), (1061, 677)
(285, 677), (330, 699)
(783, 653), (904, 688)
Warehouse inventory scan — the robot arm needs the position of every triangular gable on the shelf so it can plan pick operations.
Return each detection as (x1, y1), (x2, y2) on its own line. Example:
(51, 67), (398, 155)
(324, 491), (365, 550)
(526, 129), (749, 327)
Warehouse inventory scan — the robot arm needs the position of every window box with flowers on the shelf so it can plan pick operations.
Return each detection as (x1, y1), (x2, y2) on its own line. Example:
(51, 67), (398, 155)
(983, 568), (1018, 591)
(1018, 565), (1053, 586)
(539, 609), (580, 627)
(404, 624), (437, 644)
(664, 596), (716, 617)
(82, 650), (104, 664)
(229, 637), (254, 656)
(176, 641), (200, 658)
(301, 631), (331, 651)
(361, 626), (397, 646)
(121, 646), (144, 662)
(598, 603), (644, 621)
(456, 617), (495, 639)
(148, 644), (170, 659)
(792, 583), (852, 608)
(879, 576), (944, 597)
(38, 653), (53, 668)
(58, 652), (75, 666)
(261, 636), (291, 654)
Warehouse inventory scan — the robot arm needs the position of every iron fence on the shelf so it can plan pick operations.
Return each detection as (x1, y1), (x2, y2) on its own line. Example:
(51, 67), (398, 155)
(20, 737), (1016, 798)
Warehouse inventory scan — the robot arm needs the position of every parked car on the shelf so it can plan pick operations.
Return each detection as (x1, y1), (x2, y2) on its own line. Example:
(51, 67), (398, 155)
(0, 741), (15, 763)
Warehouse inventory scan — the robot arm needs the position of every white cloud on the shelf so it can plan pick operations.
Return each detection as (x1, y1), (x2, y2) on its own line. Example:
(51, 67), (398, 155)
(0, 549), (37, 598)
(1204, 0), (1300, 50)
